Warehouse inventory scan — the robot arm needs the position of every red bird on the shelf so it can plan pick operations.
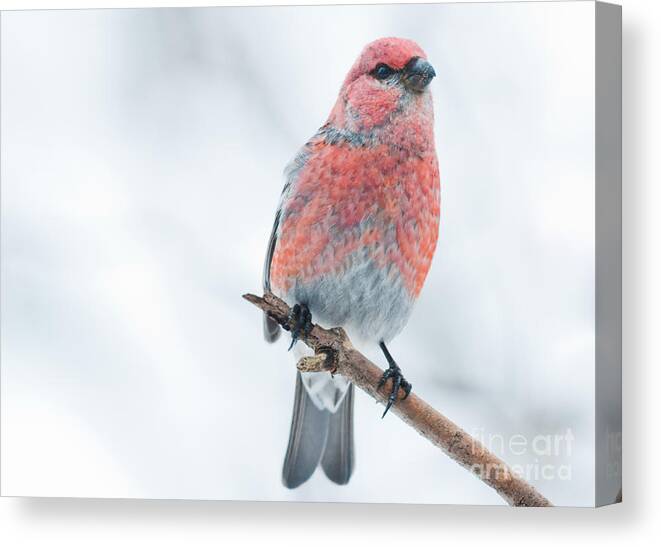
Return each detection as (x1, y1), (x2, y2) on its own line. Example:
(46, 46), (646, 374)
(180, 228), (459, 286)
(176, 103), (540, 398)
(263, 37), (440, 488)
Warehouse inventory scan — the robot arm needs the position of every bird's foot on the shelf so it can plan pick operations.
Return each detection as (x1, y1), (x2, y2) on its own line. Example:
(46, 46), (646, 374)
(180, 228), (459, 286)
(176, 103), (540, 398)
(286, 303), (313, 351)
(378, 365), (412, 418)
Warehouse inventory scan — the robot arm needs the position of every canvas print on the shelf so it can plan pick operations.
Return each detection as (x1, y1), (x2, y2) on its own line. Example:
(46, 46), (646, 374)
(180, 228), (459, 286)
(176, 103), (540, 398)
(0, 1), (621, 507)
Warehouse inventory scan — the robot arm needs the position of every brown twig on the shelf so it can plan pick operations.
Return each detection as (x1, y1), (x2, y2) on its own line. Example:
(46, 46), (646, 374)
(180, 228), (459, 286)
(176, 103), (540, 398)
(243, 291), (553, 507)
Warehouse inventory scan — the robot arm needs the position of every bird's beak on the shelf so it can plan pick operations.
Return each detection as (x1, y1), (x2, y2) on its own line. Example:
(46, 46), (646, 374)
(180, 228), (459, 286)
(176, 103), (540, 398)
(402, 57), (436, 92)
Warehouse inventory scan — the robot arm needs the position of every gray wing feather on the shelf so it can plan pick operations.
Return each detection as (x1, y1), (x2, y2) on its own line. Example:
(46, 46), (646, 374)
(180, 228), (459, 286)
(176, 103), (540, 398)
(320, 384), (354, 485)
(263, 150), (308, 342)
(262, 209), (282, 342)
(282, 372), (330, 489)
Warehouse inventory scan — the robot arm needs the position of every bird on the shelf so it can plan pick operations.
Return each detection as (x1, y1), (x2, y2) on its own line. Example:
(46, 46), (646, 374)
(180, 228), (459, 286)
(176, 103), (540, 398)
(262, 37), (440, 489)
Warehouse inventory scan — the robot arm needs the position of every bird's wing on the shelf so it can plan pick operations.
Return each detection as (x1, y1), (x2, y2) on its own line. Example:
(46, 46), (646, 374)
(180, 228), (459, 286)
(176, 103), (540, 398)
(262, 138), (318, 342)
(262, 206), (282, 342)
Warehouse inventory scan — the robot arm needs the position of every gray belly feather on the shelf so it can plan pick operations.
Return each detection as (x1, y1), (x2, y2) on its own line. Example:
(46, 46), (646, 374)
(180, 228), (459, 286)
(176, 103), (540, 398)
(283, 247), (414, 345)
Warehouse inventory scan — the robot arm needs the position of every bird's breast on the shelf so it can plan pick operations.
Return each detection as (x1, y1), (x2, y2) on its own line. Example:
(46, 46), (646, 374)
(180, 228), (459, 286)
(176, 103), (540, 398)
(270, 138), (440, 339)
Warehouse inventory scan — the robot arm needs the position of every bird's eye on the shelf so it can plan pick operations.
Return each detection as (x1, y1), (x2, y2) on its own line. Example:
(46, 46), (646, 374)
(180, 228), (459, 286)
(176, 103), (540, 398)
(372, 63), (395, 80)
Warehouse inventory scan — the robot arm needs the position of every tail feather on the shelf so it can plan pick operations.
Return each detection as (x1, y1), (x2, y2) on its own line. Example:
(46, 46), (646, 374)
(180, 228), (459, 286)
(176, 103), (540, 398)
(321, 384), (354, 485)
(263, 313), (281, 343)
(282, 372), (329, 489)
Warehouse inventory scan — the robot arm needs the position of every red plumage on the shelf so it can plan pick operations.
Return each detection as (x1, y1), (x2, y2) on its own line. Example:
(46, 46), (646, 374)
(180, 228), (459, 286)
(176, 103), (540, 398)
(270, 139), (439, 299)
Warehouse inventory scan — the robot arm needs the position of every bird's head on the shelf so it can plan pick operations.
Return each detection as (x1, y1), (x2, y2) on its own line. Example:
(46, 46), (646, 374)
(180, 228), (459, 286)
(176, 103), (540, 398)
(328, 37), (436, 134)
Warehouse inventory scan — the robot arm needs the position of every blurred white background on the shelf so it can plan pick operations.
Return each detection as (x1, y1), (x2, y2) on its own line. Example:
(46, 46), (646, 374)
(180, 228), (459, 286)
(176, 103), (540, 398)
(2, 2), (597, 506)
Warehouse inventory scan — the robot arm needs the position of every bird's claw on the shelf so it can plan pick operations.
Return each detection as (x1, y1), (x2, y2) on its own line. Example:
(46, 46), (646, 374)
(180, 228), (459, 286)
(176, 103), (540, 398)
(378, 365), (412, 418)
(286, 303), (313, 351)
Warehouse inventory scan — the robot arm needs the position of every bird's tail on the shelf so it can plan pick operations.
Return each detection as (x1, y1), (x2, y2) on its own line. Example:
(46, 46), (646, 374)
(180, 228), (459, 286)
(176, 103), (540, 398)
(263, 313), (281, 342)
(282, 372), (354, 488)
(321, 382), (354, 485)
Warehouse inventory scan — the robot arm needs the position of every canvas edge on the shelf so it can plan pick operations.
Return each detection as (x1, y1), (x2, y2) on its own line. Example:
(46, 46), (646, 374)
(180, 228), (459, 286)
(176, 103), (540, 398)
(594, 0), (622, 508)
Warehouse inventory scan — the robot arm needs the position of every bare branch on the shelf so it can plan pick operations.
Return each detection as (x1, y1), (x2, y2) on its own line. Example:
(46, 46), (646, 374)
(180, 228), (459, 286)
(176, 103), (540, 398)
(243, 291), (553, 507)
